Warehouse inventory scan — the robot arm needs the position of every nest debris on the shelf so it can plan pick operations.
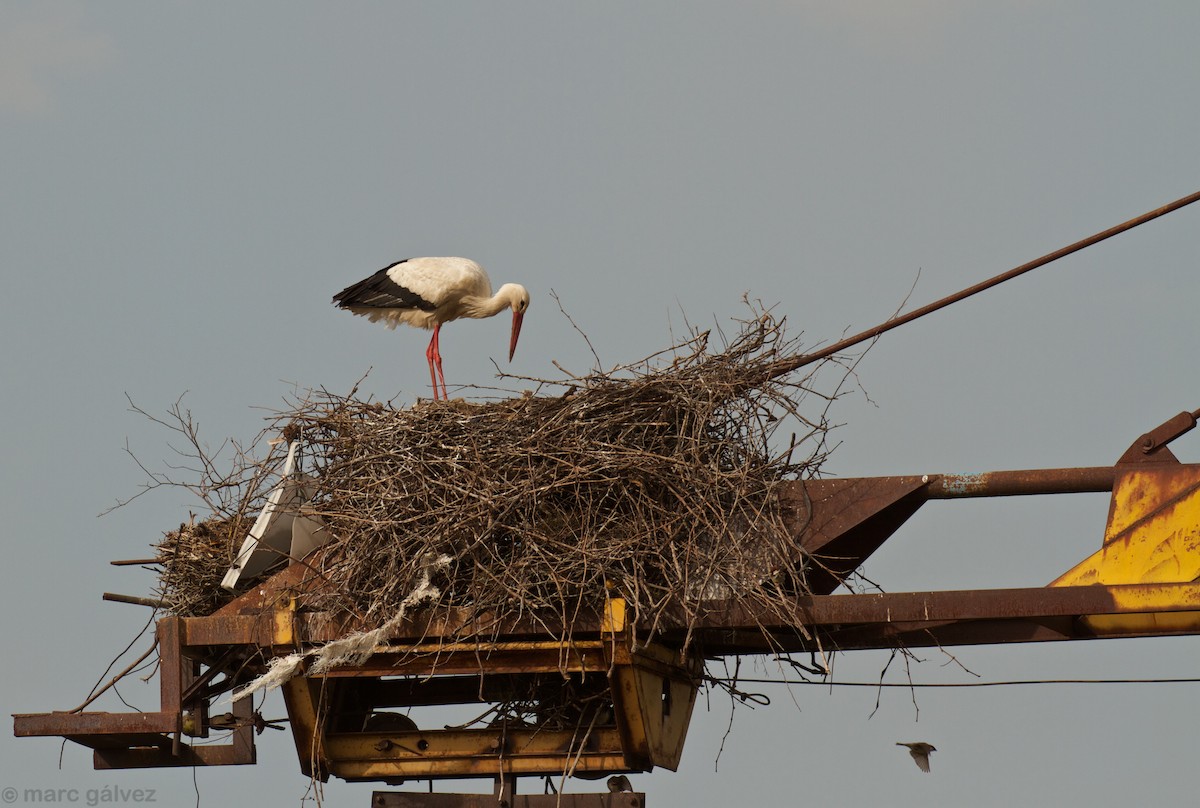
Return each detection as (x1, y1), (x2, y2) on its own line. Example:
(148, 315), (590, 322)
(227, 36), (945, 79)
(151, 307), (854, 652)
(156, 517), (241, 617)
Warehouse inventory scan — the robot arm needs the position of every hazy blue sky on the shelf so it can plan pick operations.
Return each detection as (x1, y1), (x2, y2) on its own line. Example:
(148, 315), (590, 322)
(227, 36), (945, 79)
(4, 3), (1199, 806)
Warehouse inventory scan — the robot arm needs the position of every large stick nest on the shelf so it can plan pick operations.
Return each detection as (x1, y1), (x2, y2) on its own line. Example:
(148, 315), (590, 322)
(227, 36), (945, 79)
(152, 307), (852, 649)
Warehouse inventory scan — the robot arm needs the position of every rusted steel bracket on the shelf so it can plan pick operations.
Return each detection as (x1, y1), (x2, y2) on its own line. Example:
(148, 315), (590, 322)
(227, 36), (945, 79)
(13, 616), (257, 768)
(1118, 408), (1199, 464)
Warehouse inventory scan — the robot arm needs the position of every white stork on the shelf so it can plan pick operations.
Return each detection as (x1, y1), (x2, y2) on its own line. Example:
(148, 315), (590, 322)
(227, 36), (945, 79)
(332, 257), (529, 400)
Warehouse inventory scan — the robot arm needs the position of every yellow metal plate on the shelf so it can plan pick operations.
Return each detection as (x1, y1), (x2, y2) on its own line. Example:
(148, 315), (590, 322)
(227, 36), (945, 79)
(1051, 467), (1200, 586)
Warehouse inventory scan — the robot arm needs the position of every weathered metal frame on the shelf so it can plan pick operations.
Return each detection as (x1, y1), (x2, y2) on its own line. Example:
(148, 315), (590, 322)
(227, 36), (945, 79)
(15, 410), (1200, 802)
(273, 597), (700, 784)
(19, 577), (1200, 774)
(14, 615), (257, 770)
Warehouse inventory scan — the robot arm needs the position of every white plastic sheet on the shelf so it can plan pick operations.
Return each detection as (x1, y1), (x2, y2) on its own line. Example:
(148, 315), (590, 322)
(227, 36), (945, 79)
(220, 441), (329, 592)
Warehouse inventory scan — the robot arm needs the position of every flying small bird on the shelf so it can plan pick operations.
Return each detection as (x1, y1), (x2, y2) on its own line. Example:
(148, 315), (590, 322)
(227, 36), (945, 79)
(333, 257), (530, 400)
(897, 741), (937, 773)
(606, 775), (633, 793)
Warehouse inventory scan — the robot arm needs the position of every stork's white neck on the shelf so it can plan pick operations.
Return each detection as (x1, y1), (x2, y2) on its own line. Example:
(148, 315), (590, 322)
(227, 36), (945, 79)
(463, 283), (529, 318)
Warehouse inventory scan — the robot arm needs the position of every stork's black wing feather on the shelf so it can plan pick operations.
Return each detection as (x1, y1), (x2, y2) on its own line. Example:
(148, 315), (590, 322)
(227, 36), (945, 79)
(332, 261), (438, 311)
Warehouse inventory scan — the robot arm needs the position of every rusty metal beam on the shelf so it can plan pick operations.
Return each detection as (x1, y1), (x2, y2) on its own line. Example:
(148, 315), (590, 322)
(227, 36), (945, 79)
(94, 742), (254, 769)
(319, 642), (614, 679)
(683, 614), (1200, 655)
(924, 467), (1118, 498)
(745, 582), (1200, 625)
(677, 582), (1200, 655)
(183, 613), (282, 647)
(184, 610), (594, 650)
(372, 790), (644, 807)
(154, 583), (1200, 662)
(156, 617), (184, 750)
(13, 711), (177, 750)
(14, 659), (256, 768)
(781, 467), (1120, 510)
(14, 708), (256, 769)
(91, 691), (258, 768)
(170, 583), (1200, 658)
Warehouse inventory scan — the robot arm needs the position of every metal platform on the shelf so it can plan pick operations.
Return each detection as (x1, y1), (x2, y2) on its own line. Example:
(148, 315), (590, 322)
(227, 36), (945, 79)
(15, 410), (1200, 804)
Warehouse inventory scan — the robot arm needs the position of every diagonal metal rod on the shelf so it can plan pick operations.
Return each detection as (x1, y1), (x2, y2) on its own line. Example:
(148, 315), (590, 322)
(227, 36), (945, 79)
(769, 188), (1200, 379)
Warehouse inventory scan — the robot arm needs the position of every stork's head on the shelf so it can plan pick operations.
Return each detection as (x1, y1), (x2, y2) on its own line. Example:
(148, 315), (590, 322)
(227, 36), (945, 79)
(497, 283), (530, 361)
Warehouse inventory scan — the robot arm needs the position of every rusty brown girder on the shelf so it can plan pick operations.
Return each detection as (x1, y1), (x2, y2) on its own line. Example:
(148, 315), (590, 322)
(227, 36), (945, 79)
(14, 616), (257, 769)
(676, 582), (1200, 656)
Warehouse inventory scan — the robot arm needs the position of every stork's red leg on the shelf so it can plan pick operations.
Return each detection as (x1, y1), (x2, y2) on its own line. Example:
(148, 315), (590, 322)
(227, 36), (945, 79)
(436, 361), (449, 400)
(434, 330), (449, 400)
(425, 324), (450, 400)
(425, 327), (441, 401)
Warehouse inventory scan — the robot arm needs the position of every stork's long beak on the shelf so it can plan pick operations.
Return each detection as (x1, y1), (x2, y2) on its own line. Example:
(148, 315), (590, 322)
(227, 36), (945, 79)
(509, 310), (524, 362)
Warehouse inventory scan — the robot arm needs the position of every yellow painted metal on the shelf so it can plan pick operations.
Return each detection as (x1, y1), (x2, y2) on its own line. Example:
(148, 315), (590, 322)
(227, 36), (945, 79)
(1104, 467), (1200, 540)
(277, 597), (702, 782)
(1076, 583), (1200, 636)
(1049, 466), (1200, 636)
(1051, 466), (1200, 586)
(601, 597), (627, 634)
(324, 727), (628, 779)
(315, 641), (612, 678)
(273, 597), (298, 646)
(332, 757), (634, 781)
(331, 754), (632, 780)
(368, 640), (606, 654)
(1080, 610), (1200, 636)
(280, 675), (328, 782)
(1103, 581), (1200, 611)
(608, 640), (701, 772)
